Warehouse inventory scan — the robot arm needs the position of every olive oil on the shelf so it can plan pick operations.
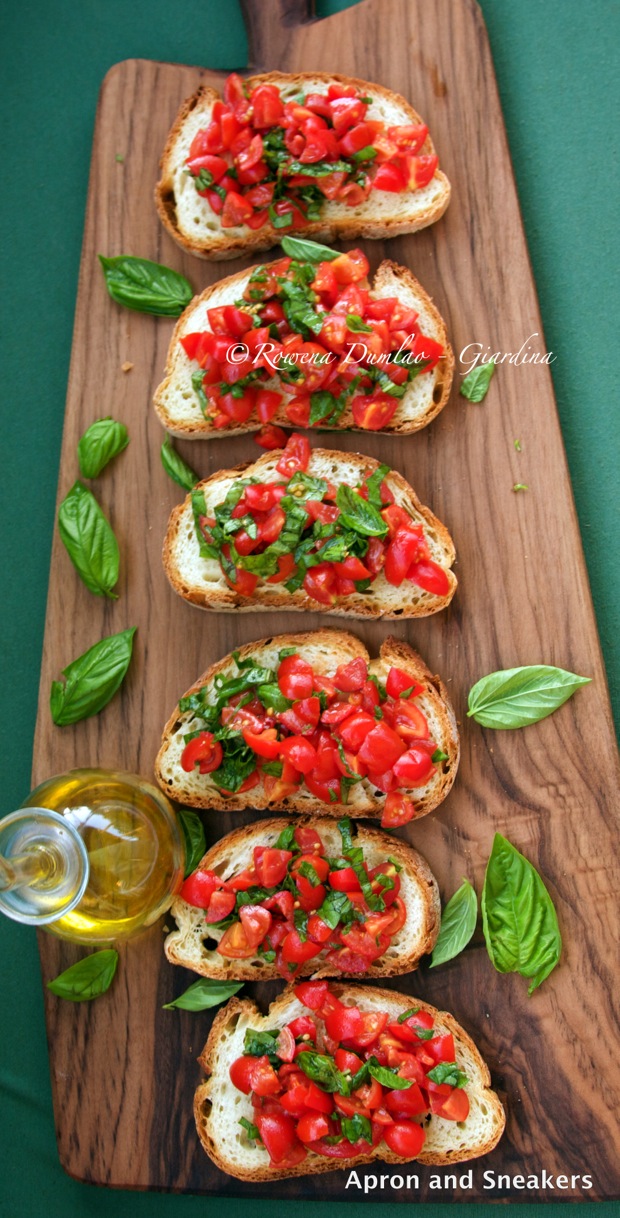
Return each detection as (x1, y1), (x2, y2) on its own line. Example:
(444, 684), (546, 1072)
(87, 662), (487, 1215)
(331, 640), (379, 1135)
(20, 769), (184, 944)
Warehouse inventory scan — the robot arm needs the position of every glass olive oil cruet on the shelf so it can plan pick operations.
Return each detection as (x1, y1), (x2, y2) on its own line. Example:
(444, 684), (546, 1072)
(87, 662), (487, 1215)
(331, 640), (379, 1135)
(0, 768), (184, 943)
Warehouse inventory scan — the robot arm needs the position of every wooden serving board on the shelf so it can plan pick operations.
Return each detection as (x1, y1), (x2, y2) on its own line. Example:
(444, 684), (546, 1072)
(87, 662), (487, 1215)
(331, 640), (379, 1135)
(32, 0), (620, 1202)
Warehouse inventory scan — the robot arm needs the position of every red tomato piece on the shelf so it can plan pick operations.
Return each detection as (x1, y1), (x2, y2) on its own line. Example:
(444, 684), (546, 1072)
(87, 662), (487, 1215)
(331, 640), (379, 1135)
(408, 558), (450, 596)
(180, 731), (223, 774)
(393, 745), (435, 787)
(410, 330), (443, 370)
(385, 1085), (428, 1118)
(324, 1004), (363, 1042)
(266, 553), (297, 583)
(303, 564), (336, 605)
(358, 722), (406, 770)
(276, 431), (311, 476)
(255, 424), (288, 450)
(381, 792), (417, 827)
(293, 824), (325, 853)
(242, 726), (281, 760)
(373, 162), (408, 192)
(279, 735), (317, 774)
(385, 667), (424, 699)
(281, 930), (324, 965)
(278, 696), (321, 735)
(351, 393), (398, 430)
(389, 700), (430, 740)
(328, 866), (362, 893)
(294, 980), (330, 1010)
(382, 1119), (426, 1157)
(255, 1112), (306, 1165)
(287, 1015), (317, 1041)
(251, 83), (285, 128)
(253, 847), (293, 887)
(330, 250), (370, 284)
(384, 527), (424, 586)
(434, 1087), (470, 1122)
(407, 153), (438, 189)
(307, 914), (333, 944)
(179, 869), (218, 909)
(278, 655), (314, 700)
(333, 657), (368, 691)
(338, 710), (376, 752)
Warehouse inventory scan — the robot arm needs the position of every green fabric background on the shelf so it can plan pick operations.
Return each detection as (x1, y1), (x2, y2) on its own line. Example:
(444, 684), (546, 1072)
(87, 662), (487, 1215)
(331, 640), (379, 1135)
(0, 1), (618, 1215)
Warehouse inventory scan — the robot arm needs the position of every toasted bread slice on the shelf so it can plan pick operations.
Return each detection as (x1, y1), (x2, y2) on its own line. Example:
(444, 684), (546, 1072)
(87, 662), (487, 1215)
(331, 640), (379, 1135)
(195, 983), (505, 1178)
(155, 631), (459, 819)
(164, 816), (440, 979)
(163, 447), (456, 619)
(153, 258), (453, 438)
(156, 72), (451, 261)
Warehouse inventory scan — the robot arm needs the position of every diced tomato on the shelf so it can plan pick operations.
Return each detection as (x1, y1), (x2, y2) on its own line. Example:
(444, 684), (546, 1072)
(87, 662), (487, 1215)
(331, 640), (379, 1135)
(329, 250), (370, 284)
(303, 564), (337, 606)
(256, 424), (288, 450)
(281, 930), (324, 965)
(253, 847), (293, 887)
(243, 726), (281, 760)
(406, 153), (438, 189)
(358, 722), (406, 770)
(408, 558), (451, 596)
(287, 1015), (317, 1041)
(203, 888), (237, 923)
(393, 745), (435, 787)
(351, 393), (399, 430)
(285, 396), (311, 427)
(324, 1003), (363, 1042)
(220, 190), (254, 227)
(389, 699), (430, 740)
(373, 161), (408, 192)
(180, 731), (223, 774)
(307, 914), (333, 944)
(279, 735), (317, 774)
(387, 123), (428, 153)
(278, 696), (321, 735)
(338, 710), (376, 752)
(276, 432), (311, 476)
(255, 1112), (306, 1165)
(385, 667), (424, 699)
(293, 824), (325, 853)
(433, 1087), (470, 1122)
(179, 868), (218, 909)
(384, 526), (424, 586)
(333, 657), (368, 692)
(229, 1055), (259, 1095)
(328, 866), (362, 892)
(411, 330), (443, 370)
(278, 655), (314, 700)
(381, 792), (416, 827)
(250, 83), (285, 128)
(294, 980), (330, 1010)
(254, 389), (283, 423)
(384, 1083), (428, 1119)
(382, 1119), (425, 1157)
(369, 862), (400, 906)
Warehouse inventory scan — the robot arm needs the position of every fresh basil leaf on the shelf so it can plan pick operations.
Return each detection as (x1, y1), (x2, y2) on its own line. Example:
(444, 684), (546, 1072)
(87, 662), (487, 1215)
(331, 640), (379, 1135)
(257, 683), (292, 713)
(163, 979), (242, 1011)
(309, 389), (345, 427)
(281, 236), (339, 262)
(244, 1029), (280, 1058)
(284, 159), (352, 178)
(345, 313), (373, 333)
(161, 436), (199, 491)
(482, 833), (562, 994)
(78, 417), (129, 478)
(191, 368), (209, 417)
(364, 463), (390, 509)
(351, 146), (377, 164)
(341, 1114), (372, 1144)
(459, 361), (495, 403)
(99, 254), (193, 316)
(50, 627), (136, 725)
(298, 860), (321, 887)
(261, 760), (283, 778)
(58, 481), (120, 597)
(178, 808), (206, 878)
(274, 823), (297, 851)
(431, 748), (449, 763)
(269, 204), (294, 229)
(367, 1057), (412, 1090)
(47, 949), (118, 1002)
(396, 1007), (420, 1024)
(336, 485), (388, 537)
(239, 1117), (261, 1143)
(296, 1051), (350, 1095)
(427, 1062), (468, 1088)
(467, 665), (591, 729)
(430, 880), (478, 968)
(316, 889), (355, 930)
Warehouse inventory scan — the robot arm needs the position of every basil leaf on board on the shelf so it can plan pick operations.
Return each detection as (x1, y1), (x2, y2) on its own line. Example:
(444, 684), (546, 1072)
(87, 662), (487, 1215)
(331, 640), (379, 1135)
(47, 949), (118, 1002)
(161, 436), (199, 491)
(459, 361), (496, 402)
(78, 417), (129, 478)
(178, 808), (206, 878)
(280, 236), (339, 262)
(335, 485), (388, 537)
(426, 1062), (468, 1088)
(482, 833), (562, 994)
(98, 254), (193, 316)
(430, 880), (478, 968)
(50, 627), (136, 725)
(58, 481), (120, 598)
(162, 979), (243, 1011)
(467, 665), (591, 729)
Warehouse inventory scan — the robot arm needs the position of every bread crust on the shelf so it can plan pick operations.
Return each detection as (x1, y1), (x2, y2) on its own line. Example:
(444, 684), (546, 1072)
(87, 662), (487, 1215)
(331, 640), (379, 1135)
(162, 446), (457, 618)
(156, 72), (451, 260)
(164, 814), (440, 979)
(154, 630), (459, 820)
(153, 257), (454, 438)
(194, 983), (505, 1178)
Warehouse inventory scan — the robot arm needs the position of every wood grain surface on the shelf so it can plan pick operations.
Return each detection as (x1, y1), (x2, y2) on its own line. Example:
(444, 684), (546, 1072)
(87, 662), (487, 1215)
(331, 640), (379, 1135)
(32, 0), (620, 1201)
